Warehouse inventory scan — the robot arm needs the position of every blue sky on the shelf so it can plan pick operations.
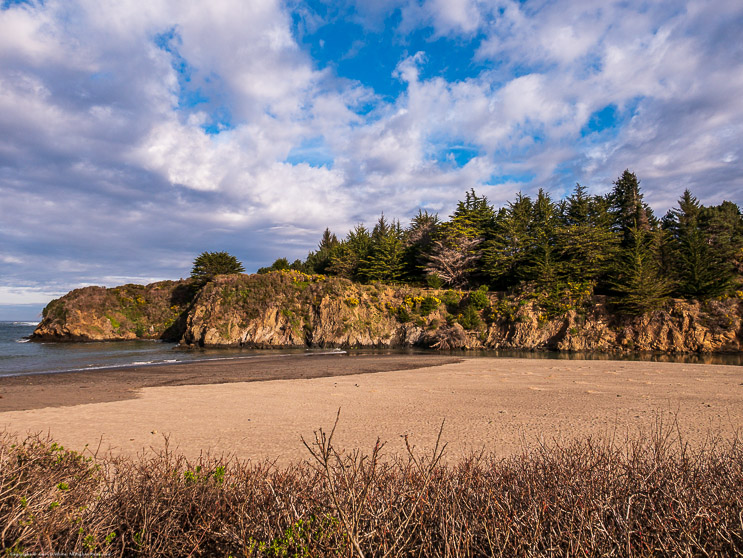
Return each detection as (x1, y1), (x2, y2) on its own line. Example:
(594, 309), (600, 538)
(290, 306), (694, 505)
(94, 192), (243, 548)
(1, 0), (742, 319)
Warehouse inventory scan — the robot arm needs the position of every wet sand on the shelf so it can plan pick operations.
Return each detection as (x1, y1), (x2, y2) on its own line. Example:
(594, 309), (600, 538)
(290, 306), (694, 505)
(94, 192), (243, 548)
(1, 355), (741, 464)
(0, 353), (461, 412)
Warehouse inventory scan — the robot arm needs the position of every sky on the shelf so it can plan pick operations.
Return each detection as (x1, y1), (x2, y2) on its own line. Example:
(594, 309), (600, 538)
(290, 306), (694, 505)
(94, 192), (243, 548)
(1, 0), (742, 320)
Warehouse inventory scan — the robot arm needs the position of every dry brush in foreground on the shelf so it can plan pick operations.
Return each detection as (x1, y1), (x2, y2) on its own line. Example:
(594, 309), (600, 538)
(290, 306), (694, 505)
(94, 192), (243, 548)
(1, 419), (742, 557)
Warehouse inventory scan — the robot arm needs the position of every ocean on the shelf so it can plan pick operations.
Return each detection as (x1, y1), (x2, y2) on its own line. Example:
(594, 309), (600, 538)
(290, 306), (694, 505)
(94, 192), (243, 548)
(2, 321), (741, 378)
(0, 321), (330, 378)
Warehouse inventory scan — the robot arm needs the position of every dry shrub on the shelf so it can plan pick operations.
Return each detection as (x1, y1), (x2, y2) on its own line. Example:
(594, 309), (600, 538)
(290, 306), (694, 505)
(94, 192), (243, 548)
(1, 421), (741, 557)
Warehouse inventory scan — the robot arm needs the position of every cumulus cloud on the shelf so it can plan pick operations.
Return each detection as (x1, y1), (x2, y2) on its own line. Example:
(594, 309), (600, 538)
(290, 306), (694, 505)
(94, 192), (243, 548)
(0, 0), (742, 314)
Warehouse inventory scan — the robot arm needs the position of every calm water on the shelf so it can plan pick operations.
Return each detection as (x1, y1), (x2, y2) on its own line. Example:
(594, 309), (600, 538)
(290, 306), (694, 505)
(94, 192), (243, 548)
(0, 321), (333, 378)
(1, 321), (742, 378)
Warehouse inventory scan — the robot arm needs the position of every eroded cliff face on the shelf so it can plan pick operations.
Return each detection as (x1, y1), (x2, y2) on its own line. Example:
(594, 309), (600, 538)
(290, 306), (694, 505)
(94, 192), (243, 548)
(33, 271), (743, 354)
(180, 272), (434, 348)
(32, 280), (198, 341)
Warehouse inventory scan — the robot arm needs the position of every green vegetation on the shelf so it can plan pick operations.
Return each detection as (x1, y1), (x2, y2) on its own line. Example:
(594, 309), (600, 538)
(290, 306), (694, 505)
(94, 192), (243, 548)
(191, 251), (245, 283)
(266, 170), (742, 315)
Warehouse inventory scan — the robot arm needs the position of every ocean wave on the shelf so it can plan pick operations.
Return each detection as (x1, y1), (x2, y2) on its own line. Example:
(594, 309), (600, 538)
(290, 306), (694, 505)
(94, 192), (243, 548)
(15, 338), (31, 343)
(11, 321), (38, 326)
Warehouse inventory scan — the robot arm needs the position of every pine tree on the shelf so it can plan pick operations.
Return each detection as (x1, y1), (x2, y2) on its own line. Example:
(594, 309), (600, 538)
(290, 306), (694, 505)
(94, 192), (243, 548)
(610, 226), (672, 314)
(328, 225), (372, 280)
(358, 215), (405, 282)
(522, 189), (561, 289)
(701, 201), (743, 279)
(610, 170), (655, 246)
(559, 184), (618, 289)
(402, 210), (440, 282)
(482, 193), (533, 289)
(662, 190), (722, 298)
(450, 189), (496, 238)
(305, 228), (339, 274)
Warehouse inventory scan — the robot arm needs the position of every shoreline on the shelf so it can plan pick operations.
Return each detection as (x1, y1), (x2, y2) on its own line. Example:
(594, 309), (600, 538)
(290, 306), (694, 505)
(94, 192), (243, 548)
(1, 355), (741, 465)
(0, 352), (462, 412)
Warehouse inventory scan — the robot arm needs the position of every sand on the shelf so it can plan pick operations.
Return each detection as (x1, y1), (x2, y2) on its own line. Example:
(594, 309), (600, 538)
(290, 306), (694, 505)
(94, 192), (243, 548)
(1, 354), (742, 464)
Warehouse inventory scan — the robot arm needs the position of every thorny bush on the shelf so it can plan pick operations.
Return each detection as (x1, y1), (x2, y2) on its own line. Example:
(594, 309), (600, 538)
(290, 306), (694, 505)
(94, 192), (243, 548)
(1, 419), (742, 557)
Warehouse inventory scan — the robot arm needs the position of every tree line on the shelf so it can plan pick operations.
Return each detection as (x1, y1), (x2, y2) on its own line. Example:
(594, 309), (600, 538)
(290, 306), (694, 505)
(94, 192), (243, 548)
(258, 170), (743, 314)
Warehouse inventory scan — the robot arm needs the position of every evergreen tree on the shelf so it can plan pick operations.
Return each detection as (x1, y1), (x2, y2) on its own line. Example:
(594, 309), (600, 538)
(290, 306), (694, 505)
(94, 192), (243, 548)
(662, 190), (723, 298)
(523, 189), (561, 289)
(257, 257), (307, 274)
(305, 228), (339, 274)
(191, 251), (245, 283)
(559, 184), (617, 289)
(702, 200), (743, 284)
(610, 226), (671, 314)
(449, 189), (496, 238)
(482, 193), (533, 289)
(609, 170), (655, 246)
(358, 215), (405, 282)
(402, 210), (440, 282)
(328, 225), (372, 280)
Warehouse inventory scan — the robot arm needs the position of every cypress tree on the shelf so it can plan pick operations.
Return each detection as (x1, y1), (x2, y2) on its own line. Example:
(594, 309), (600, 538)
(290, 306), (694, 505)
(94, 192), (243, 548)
(523, 189), (561, 289)
(608, 171), (671, 313)
(610, 225), (672, 314)
(402, 210), (440, 282)
(358, 215), (405, 282)
(559, 184), (618, 289)
(610, 170), (655, 246)
(328, 224), (372, 280)
(663, 190), (722, 298)
(305, 228), (339, 274)
(482, 193), (533, 289)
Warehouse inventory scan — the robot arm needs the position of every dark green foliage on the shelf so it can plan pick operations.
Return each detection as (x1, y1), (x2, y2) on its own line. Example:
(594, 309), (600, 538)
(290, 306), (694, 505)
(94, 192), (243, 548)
(418, 295), (441, 316)
(467, 285), (489, 310)
(662, 191), (724, 299)
(191, 251), (245, 282)
(394, 305), (412, 323)
(426, 273), (444, 289)
(610, 226), (672, 315)
(482, 193), (533, 289)
(258, 258), (306, 275)
(662, 194), (743, 299)
(449, 189), (496, 238)
(293, 172), (741, 315)
(357, 215), (405, 283)
(440, 290), (462, 313)
(305, 229), (339, 274)
(457, 304), (481, 330)
(609, 170), (656, 246)
(522, 189), (561, 289)
(328, 224), (371, 280)
(402, 210), (440, 282)
(559, 184), (617, 288)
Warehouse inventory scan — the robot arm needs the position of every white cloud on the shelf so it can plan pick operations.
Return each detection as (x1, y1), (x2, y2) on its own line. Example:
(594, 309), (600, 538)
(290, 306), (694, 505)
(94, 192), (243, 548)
(0, 286), (66, 305)
(0, 0), (742, 306)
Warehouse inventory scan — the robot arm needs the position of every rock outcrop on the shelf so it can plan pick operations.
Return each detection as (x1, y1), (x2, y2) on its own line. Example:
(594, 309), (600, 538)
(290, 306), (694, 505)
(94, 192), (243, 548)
(32, 280), (198, 341)
(32, 271), (743, 354)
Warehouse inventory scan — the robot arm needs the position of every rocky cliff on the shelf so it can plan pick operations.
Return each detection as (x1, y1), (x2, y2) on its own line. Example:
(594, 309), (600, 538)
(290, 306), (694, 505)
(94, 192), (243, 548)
(33, 271), (743, 354)
(32, 280), (199, 341)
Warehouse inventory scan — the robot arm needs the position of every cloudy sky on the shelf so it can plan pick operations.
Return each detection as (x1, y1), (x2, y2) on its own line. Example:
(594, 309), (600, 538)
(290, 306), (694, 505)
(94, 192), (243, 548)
(1, 0), (742, 319)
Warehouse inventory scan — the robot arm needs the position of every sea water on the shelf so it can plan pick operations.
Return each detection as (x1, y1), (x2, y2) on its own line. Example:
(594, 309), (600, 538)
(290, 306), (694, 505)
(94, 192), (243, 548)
(1, 321), (741, 378)
(0, 321), (327, 378)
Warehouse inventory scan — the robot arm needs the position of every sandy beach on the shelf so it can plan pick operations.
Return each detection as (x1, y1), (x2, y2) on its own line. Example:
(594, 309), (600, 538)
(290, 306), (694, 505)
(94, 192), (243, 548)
(2, 354), (742, 464)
